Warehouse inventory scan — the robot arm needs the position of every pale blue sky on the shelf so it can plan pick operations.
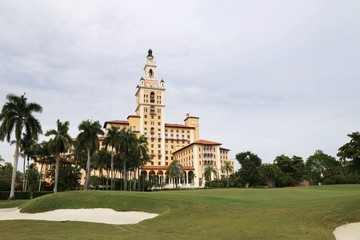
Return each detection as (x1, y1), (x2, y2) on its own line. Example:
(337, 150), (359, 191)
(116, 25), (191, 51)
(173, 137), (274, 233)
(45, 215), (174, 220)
(1, 0), (359, 170)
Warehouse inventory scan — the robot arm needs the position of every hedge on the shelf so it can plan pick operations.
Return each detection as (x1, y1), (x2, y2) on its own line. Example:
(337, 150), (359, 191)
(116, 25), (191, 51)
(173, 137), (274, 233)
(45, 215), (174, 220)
(32, 191), (53, 198)
(0, 180), (11, 191)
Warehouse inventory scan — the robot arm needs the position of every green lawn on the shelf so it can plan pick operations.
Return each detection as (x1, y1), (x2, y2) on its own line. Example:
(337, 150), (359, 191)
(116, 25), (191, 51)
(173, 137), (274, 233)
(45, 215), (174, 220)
(1, 185), (360, 240)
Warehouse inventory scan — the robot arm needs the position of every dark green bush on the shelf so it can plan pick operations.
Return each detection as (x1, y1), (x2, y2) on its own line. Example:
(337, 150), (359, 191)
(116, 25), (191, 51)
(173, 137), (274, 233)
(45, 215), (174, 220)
(14, 191), (32, 199)
(205, 179), (227, 188)
(32, 191), (53, 198)
(277, 175), (296, 187)
(0, 180), (11, 191)
(0, 191), (10, 200)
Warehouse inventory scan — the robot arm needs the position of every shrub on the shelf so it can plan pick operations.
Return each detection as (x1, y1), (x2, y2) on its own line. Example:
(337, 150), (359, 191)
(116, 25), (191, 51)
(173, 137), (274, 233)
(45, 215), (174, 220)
(205, 179), (227, 188)
(32, 191), (53, 198)
(277, 175), (296, 187)
(0, 180), (11, 191)
(14, 191), (32, 199)
(0, 191), (10, 200)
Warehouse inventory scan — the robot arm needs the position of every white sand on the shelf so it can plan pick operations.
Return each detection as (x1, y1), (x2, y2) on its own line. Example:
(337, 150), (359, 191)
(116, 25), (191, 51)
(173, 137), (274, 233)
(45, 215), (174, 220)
(334, 223), (360, 240)
(0, 208), (158, 225)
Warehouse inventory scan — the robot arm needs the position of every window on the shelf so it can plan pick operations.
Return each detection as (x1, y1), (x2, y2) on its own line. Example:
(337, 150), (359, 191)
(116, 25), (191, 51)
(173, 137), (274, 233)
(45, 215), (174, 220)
(150, 92), (155, 103)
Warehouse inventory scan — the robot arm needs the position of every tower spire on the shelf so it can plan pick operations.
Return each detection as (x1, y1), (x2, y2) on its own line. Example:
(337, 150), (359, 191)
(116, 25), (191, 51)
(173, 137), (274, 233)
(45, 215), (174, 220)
(147, 49), (153, 58)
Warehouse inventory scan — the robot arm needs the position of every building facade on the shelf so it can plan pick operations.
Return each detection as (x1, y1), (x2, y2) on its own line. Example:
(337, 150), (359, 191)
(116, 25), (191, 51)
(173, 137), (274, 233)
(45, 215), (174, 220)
(103, 49), (234, 187)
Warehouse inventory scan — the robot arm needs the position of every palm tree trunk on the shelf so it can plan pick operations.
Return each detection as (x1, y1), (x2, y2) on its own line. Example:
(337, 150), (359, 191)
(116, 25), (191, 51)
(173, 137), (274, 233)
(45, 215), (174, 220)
(22, 155), (26, 191)
(110, 147), (114, 190)
(226, 171), (229, 187)
(84, 149), (91, 190)
(38, 162), (44, 192)
(137, 168), (140, 191)
(9, 142), (20, 199)
(123, 162), (127, 191)
(25, 156), (30, 191)
(129, 171), (131, 191)
(54, 154), (60, 193)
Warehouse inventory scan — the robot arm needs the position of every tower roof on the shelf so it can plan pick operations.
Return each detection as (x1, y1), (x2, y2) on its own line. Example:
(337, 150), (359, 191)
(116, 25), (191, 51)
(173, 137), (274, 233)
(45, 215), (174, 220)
(147, 49), (153, 58)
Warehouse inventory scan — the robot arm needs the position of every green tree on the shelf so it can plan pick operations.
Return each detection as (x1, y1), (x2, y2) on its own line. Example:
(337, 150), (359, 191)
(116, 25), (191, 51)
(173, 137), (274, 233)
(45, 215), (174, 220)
(203, 164), (218, 188)
(118, 128), (137, 191)
(103, 126), (121, 190)
(47, 164), (81, 191)
(45, 119), (72, 193)
(24, 163), (40, 191)
(19, 133), (38, 191)
(337, 132), (360, 172)
(0, 164), (16, 181)
(259, 163), (281, 188)
(274, 155), (306, 187)
(0, 155), (5, 165)
(136, 135), (149, 191)
(77, 120), (104, 190)
(221, 160), (234, 187)
(0, 93), (42, 199)
(236, 151), (262, 187)
(167, 160), (184, 188)
(93, 148), (111, 187)
(306, 150), (342, 184)
(35, 141), (53, 192)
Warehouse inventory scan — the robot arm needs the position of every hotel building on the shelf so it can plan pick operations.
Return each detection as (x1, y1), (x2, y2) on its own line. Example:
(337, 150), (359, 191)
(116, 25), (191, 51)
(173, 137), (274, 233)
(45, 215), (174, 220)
(103, 49), (234, 187)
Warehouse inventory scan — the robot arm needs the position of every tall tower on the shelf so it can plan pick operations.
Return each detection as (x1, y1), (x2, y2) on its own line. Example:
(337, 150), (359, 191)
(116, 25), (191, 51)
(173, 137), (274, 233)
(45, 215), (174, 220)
(135, 49), (166, 166)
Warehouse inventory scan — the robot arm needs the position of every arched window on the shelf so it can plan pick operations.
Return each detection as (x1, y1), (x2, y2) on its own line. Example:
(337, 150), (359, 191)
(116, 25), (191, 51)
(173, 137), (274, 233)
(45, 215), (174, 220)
(150, 127), (155, 136)
(149, 69), (153, 78)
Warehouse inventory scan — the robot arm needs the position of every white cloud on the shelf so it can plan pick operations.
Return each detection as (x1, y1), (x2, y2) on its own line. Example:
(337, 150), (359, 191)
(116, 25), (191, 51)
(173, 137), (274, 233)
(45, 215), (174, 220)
(1, 0), (360, 170)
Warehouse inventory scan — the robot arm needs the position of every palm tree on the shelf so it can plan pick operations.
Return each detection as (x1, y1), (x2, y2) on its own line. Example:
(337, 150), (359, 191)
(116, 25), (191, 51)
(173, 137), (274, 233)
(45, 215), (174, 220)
(0, 155), (4, 165)
(119, 128), (137, 191)
(45, 119), (71, 193)
(96, 148), (111, 186)
(0, 93), (42, 199)
(103, 126), (121, 190)
(136, 134), (149, 191)
(77, 120), (104, 190)
(20, 133), (38, 191)
(221, 161), (234, 187)
(35, 141), (53, 192)
(203, 164), (217, 188)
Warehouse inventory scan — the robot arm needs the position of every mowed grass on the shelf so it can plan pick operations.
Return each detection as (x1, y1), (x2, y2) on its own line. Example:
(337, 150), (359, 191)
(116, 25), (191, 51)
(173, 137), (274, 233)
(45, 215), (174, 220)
(1, 185), (360, 240)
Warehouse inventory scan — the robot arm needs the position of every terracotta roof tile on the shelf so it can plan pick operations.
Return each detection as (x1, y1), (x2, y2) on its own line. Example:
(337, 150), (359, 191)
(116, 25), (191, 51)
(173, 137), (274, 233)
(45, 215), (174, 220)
(103, 120), (129, 128)
(193, 139), (222, 145)
(165, 123), (195, 129)
(172, 139), (223, 154)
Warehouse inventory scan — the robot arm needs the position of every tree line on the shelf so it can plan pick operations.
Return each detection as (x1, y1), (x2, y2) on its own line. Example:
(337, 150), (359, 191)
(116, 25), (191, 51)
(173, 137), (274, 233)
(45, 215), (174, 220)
(0, 93), (150, 199)
(226, 132), (360, 188)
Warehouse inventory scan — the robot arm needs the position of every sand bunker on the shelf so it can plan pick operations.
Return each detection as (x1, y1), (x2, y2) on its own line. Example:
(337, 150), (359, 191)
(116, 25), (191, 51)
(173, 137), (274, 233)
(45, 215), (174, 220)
(0, 208), (158, 225)
(334, 223), (360, 240)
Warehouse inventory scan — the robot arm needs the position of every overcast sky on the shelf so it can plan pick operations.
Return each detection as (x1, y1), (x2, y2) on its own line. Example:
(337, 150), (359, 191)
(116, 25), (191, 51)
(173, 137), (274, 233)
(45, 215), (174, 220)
(1, 0), (359, 170)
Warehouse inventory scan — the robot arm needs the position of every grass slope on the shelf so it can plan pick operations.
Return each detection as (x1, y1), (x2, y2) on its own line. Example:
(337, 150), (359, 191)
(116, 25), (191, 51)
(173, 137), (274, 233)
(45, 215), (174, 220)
(1, 185), (360, 240)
